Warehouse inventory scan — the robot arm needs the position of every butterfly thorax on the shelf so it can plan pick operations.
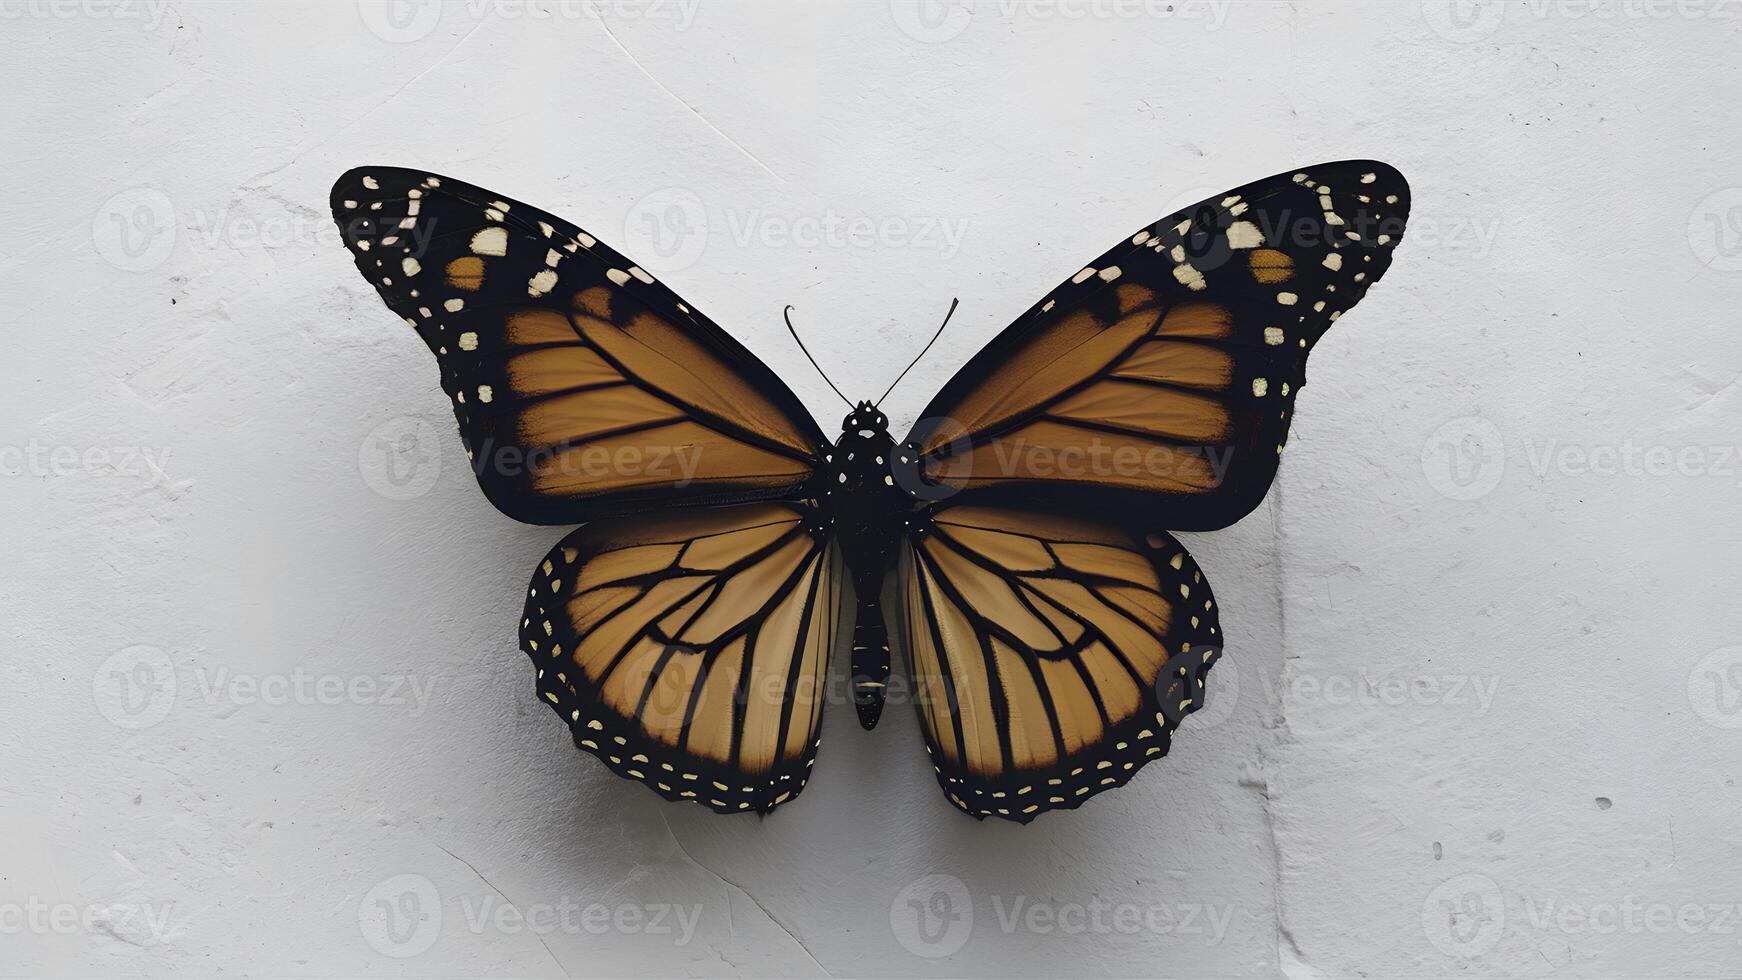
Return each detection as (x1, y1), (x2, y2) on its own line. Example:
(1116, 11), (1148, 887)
(816, 401), (908, 728)
(819, 401), (906, 586)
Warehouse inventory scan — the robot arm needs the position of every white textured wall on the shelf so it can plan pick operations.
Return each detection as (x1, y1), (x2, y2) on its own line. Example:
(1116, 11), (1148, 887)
(3, 1), (1740, 976)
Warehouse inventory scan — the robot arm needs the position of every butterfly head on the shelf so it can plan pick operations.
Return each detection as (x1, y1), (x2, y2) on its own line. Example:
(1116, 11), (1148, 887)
(843, 401), (889, 439)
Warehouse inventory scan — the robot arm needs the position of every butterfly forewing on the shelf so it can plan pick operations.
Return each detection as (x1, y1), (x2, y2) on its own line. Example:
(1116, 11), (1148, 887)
(904, 160), (1410, 530)
(523, 502), (841, 814)
(899, 506), (1221, 822)
(331, 167), (827, 525)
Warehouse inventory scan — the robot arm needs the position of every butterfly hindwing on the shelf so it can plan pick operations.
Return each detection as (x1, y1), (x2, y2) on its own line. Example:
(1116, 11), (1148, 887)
(900, 160), (1410, 530)
(899, 505), (1221, 822)
(522, 502), (841, 814)
(331, 167), (827, 525)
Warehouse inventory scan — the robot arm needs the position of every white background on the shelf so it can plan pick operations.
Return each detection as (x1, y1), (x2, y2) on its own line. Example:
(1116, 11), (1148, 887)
(3, 1), (1740, 976)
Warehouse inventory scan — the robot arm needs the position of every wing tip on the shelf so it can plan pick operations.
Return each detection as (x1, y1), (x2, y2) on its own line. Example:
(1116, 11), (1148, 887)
(1315, 158), (1411, 211)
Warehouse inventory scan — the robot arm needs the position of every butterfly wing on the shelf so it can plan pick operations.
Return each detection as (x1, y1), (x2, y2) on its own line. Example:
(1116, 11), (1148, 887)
(331, 167), (828, 524)
(899, 505), (1220, 822)
(523, 502), (842, 814)
(895, 160), (1409, 530)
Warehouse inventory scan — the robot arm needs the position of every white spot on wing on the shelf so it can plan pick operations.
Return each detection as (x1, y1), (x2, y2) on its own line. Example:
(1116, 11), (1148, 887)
(1226, 220), (1263, 249)
(470, 227), (508, 256)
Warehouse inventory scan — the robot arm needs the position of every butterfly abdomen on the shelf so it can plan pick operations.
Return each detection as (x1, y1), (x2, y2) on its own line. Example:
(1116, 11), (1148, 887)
(850, 598), (891, 729)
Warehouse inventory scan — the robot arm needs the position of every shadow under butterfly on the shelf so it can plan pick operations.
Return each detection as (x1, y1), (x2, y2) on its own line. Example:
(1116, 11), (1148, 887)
(330, 160), (1409, 823)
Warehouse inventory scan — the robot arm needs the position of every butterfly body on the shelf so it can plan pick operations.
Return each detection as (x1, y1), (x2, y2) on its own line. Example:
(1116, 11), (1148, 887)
(332, 160), (1409, 822)
(818, 401), (905, 729)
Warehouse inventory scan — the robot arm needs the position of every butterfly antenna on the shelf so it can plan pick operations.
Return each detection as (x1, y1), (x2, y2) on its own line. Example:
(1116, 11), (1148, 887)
(784, 305), (853, 409)
(876, 297), (959, 408)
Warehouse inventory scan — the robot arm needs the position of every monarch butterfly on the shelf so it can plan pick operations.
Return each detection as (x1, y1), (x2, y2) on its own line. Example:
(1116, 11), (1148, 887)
(331, 161), (1408, 822)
